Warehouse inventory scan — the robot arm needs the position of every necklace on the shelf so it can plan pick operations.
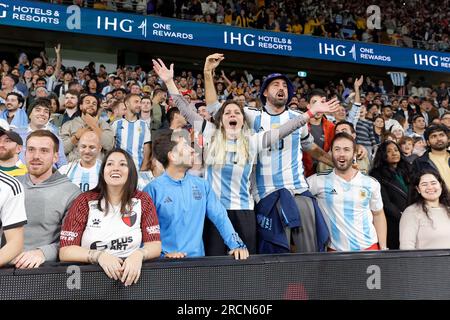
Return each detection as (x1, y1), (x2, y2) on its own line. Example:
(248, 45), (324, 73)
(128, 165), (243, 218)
(110, 203), (121, 215)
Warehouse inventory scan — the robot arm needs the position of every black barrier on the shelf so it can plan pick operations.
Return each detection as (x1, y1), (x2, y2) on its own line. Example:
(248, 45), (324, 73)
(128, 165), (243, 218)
(1, 250), (450, 300)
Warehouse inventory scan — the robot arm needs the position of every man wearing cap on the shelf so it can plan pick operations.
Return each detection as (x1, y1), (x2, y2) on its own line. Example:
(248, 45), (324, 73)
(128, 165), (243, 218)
(413, 125), (450, 190)
(13, 130), (80, 268)
(0, 93), (28, 129)
(204, 53), (330, 253)
(0, 120), (27, 177)
(101, 74), (117, 96)
(105, 77), (124, 97)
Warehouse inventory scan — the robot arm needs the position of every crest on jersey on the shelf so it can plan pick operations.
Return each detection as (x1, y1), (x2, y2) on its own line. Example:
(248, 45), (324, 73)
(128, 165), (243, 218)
(122, 210), (137, 227)
(360, 189), (368, 199)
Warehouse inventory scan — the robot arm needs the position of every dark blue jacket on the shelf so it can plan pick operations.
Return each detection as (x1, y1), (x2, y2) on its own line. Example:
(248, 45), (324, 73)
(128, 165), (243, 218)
(255, 189), (329, 254)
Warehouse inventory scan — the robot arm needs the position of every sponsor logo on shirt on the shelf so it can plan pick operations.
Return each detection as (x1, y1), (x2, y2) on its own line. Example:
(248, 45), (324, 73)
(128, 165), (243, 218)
(192, 186), (202, 200)
(164, 196), (173, 203)
(89, 218), (101, 228)
(90, 241), (108, 251)
(326, 188), (338, 195)
(90, 236), (134, 251)
(60, 230), (78, 242)
(146, 225), (160, 235)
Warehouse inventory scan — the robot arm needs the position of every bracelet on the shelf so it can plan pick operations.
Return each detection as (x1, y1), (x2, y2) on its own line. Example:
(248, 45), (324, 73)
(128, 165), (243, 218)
(88, 250), (103, 264)
(306, 109), (314, 118)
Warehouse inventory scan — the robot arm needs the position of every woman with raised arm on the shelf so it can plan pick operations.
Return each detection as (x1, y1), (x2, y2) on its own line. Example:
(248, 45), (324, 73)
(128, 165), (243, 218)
(152, 56), (339, 255)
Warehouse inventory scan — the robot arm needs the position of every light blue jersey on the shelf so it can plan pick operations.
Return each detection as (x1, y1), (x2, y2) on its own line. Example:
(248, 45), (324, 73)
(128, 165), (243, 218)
(137, 171), (155, 191)
(112, 118), (151, 169)
(307, 170), (384, 251)
(58, 160), (102, 192)
(143, 172), (246, 257)
(202, 124), (259, 211)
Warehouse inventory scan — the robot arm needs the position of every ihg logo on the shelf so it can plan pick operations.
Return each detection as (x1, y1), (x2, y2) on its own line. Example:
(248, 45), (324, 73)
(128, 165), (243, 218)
(0, 3), (8, 19)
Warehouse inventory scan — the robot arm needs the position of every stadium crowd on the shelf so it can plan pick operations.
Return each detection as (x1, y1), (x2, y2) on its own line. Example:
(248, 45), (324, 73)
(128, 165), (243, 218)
(44, 0), (450, 52)
(0, 44), (449, 285)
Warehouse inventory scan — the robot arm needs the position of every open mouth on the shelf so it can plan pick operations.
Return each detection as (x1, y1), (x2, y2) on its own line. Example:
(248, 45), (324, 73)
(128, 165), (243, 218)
(110, 173), (122, 179)
(276, 91), (285, 99)
(229, 120), (238, 128)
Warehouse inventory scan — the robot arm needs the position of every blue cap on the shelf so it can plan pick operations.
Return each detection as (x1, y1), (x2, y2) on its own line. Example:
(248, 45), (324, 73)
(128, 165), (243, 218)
(259, 73), (295, 106)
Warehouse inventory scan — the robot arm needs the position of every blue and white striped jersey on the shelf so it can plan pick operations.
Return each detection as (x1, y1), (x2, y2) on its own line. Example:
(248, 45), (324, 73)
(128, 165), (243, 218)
(204, 136), (259, 210)
(112, 118), (151, 169)
(307, 170), (384, 251)
(58, 160), (102, 192)
(138, 171), (155, 191)
(246, 107), (313, 203)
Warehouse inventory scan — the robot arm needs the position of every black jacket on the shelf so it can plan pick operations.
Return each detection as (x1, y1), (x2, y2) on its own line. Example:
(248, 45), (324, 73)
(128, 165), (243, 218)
(371, 166), (411, 249)
(413, 150), (450, 173)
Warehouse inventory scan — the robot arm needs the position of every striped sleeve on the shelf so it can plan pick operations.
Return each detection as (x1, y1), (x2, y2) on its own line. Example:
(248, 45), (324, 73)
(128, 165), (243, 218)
(60, 192), (92, 247)
(0, 172), (27, 230)
(137, 191), (161, 243)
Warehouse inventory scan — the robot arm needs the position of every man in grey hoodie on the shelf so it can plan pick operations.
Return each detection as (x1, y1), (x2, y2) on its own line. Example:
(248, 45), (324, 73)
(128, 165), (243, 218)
(13, 129), (81, 268)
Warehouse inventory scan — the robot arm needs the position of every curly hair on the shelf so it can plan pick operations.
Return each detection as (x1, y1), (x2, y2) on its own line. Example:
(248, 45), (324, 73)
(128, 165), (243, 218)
(408, 169), (450, 218)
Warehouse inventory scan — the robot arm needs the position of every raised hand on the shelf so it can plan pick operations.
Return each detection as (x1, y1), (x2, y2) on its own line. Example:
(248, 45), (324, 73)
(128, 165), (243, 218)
(354, 75), (364, 89)
(204, 53), (224, 72)
(310, 97), (340, 115)
(152, 58), (174, 83)
(54, 43), (61, 55)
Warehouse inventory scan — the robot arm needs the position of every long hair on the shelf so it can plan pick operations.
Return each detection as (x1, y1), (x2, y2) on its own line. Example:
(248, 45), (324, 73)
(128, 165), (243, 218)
(373, 115), (386, 136)
(92, 148), (138, 215)
(204, 100), (250, 167)
(408, 169), (450, 218)
(370, 140), (411, 184)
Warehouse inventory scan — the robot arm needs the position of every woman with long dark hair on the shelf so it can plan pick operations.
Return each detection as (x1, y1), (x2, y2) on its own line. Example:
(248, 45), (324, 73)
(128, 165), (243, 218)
(373, 115), (385, 145)
(400, 170), (450, 249)
(59, 149), (161, 286)
(370, 140), (412, 249)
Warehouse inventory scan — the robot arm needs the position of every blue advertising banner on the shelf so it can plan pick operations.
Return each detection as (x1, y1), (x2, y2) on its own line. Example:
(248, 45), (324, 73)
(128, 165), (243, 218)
(0, 0), (449, 73)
